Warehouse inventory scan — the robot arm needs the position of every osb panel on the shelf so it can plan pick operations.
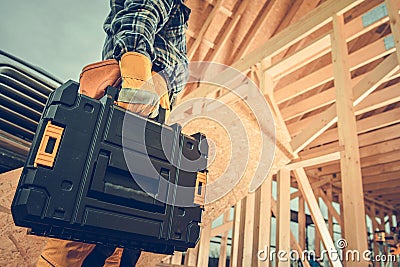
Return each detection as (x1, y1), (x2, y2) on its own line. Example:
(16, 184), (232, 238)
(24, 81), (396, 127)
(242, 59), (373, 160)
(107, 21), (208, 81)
(182, 100), (290, 226)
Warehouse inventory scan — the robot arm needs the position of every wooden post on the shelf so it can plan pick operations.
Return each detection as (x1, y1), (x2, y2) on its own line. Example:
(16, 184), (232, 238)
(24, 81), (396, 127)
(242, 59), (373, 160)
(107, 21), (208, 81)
(331, 14), (368, 266)
(184, 243), (199, 267)
(338, 193), (346, 267)
(259, 178), (273, 267)
(314, 193), (321, 257)
(230, 200), (246, 267)
(171, 252), (183, 265)
(326, 185), (334, 237)
(298, 196), (306, 251)
(277, 168), (291, 267)
(370, 205), (380, 260)
(197, 223), (212, 267)
(243, 193), (257, 266)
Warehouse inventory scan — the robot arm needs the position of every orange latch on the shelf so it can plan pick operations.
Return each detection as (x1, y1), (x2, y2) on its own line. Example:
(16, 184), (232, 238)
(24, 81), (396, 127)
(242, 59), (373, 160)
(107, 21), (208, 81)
(194, 172), (207, 206)
(34, 121), (64, 168)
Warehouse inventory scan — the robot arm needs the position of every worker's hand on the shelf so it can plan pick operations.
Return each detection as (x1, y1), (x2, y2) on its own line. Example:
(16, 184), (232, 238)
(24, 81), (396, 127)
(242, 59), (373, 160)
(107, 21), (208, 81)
(79, 59), (121, 99)
(117, 55), (170, 119)
(116, 52), (168, 118)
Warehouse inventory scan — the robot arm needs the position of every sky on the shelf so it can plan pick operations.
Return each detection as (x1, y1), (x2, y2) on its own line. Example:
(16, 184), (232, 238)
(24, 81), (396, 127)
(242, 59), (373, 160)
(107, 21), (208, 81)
(0, 1), (110, 82)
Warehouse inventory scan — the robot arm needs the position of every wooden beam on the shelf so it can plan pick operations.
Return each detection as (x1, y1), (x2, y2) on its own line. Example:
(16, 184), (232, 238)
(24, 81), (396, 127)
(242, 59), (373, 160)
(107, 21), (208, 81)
(206, 0), (249, 62)
(363, 180), (400, 192)
(269, 2), (400, 81)
(308, 107), (400, 147)
(290, 52), (399, 153)
(276, 168), (291, 267)
(294, 168), (342, 267)
(291, 178), (331, 200)
(269, 0), (321, 64)
(287, 152), (340, 170)
(187, 0), (224, 60)
(280, 73), (357, 122)
(317, 188), (342, 226)
(363, 171), (400, 185)
(326, 185), (334, 237)
(385, 0), (400, 63)
(204, 0), (232, 17)
(274, 33), (395, 104)
(211, 220), (233, 237)
(287, 80), (400, 136)
(266, 34), (331, 79)
(332, 14), (368, 263)
(182, 0), (365, 101)
(308, 146), (400, 178)
(299, 125), (400, 161)
(366, 186), (400, 196)
(231, 0), (280, 62)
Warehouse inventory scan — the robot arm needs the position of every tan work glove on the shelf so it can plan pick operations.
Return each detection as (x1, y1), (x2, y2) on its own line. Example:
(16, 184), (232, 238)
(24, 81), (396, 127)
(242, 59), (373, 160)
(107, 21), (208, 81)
(117, 52), (166, 118)
(79, 59), (121, 99)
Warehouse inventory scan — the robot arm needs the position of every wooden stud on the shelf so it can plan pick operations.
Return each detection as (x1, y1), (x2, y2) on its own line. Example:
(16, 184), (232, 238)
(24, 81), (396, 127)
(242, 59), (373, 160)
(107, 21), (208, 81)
(258, 178), (272, 267)
(326, 185), (334, 237)
(242, 193), (257, 266)
(230, 200), (246, 267)
(171, 252), (183, 265)
(184, 243), (199, 267)
(197, 223), (212, 267)
(218, 209), (231, 267)
(314, 195), (321, 257)
(276, 168), (291, 267)
(271, 196), (311, 267)
(298, 196), (306, 251)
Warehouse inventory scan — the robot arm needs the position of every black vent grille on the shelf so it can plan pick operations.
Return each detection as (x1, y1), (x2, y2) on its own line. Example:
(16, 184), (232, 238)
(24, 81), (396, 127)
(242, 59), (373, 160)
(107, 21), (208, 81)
(0, 50), (63, 172)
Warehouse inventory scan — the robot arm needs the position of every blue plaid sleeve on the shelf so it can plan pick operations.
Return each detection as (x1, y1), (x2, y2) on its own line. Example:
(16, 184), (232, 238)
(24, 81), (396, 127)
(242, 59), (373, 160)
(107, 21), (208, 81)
(102, 0), (191, 101)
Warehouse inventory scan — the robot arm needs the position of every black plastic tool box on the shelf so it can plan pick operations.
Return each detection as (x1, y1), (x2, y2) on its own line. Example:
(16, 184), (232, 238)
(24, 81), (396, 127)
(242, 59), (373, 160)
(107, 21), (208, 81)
(11, 80), (208, 254)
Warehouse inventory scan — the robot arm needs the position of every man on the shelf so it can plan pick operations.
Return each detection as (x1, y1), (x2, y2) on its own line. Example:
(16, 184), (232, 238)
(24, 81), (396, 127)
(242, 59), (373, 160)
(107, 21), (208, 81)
(37, 0), (190, 266)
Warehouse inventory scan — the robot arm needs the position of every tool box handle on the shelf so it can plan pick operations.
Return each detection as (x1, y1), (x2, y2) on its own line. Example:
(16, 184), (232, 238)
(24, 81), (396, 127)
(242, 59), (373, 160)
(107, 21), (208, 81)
(105, 86), (167, 125)
(34, 121), (64, 168)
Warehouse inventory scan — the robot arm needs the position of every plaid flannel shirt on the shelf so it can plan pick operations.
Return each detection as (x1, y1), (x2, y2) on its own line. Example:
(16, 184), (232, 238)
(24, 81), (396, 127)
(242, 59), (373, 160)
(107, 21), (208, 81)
(102, 0), (191, 104)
